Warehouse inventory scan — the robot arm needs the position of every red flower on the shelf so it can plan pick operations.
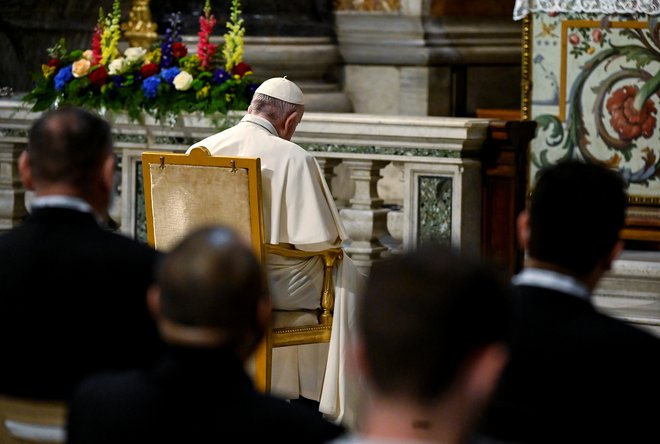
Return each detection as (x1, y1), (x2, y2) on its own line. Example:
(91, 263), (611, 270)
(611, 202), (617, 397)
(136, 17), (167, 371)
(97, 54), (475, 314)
(88, 65), (108, 87)
(46, 58), (60, 68)
(592, 28), (603, 44)
(569, 33), (580, 45)
(606, 85), (657, 141)
(231, 62), (252, 77)
(140, 63), (159, 79)
(172, 42), (188, 59)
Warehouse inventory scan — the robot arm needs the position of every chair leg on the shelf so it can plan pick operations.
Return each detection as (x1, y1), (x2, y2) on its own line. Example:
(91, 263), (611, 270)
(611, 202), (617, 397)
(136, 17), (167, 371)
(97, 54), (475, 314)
(253, 334), (272, 392)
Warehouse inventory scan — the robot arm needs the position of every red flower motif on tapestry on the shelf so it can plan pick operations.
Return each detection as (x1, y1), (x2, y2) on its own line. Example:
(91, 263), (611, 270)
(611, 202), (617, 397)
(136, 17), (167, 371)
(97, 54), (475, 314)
(606, 85), (657, 141)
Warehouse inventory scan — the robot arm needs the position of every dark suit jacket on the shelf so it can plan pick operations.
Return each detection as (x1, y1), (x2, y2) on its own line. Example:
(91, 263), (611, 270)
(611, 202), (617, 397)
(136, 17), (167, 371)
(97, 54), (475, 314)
(0, 207), (163, 400)
(475, 284), (660, 443)
(67, 346), (347, 444)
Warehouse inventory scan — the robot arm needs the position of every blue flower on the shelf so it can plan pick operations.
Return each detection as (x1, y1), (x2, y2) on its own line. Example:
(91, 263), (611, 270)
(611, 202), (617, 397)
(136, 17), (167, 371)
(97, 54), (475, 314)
(247, 83), (258, 97)
(142, 76), (162, 99)
(161, 67), (181, 84)
(54, 65), (73, 91)
(212, 69), (230, 85)
(110, 75), (124, 87)
(160, 27), (174, 68)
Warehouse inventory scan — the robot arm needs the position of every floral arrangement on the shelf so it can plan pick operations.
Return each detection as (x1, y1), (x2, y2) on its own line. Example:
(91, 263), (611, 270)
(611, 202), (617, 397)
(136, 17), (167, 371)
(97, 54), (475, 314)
(23, 0), (259, 124)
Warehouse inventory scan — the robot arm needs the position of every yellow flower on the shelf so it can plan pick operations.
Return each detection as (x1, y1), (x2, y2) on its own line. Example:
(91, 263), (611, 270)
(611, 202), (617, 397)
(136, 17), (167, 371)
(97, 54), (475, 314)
(145, 48), (161, 65)
(42, 65), (56, 79)
(196, 85), (210, 99)
(586, 46), (596, 55)
(72, 59), (91, 78)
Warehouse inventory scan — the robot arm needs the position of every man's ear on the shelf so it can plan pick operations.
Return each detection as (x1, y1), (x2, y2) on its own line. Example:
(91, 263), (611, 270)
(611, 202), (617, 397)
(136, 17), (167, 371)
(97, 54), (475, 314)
(464, 343), (508, 404)
(18, 150), (34, 190)
(604, 239), (624, 271)
(516, 210), (531, 251)
(101, 153), (115, 193)
(146, 285), (162, 321)
(281, 111), (301, 141)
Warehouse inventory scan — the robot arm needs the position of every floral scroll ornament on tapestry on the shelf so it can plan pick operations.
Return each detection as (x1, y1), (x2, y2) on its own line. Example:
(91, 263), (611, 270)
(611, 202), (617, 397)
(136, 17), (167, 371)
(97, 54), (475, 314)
(23, 0), (259, 125)
(534, 16), (660, 186)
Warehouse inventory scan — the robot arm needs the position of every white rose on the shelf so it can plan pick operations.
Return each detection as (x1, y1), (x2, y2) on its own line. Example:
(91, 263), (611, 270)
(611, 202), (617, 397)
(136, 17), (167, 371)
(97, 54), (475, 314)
(124, 47), (147, 63)
(173, 71), (194, 91)
(108, 57), (126, 75)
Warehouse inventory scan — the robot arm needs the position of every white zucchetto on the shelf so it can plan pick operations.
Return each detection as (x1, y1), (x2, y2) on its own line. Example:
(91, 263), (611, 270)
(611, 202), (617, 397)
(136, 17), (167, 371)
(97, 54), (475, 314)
(254, 76), (305, 105)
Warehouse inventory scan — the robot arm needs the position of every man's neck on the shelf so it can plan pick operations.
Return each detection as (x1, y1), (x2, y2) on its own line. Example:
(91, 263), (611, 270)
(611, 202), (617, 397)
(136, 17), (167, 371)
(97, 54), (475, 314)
(523, 258), (601, 293)
(358, 395), (468, 444)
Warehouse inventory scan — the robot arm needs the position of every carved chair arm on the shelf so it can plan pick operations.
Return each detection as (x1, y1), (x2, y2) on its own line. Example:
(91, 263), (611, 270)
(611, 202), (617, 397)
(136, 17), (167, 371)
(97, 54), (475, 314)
(265, 244), (343, 326)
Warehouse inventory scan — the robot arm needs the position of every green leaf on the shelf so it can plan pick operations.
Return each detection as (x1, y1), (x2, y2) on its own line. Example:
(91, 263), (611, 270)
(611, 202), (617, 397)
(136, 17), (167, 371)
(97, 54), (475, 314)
(617, 45), (657, 68)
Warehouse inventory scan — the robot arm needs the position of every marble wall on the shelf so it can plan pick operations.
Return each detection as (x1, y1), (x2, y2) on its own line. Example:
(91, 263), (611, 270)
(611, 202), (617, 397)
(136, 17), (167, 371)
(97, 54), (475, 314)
(0, 0), (125, 92)
(0, 0), (523, 117)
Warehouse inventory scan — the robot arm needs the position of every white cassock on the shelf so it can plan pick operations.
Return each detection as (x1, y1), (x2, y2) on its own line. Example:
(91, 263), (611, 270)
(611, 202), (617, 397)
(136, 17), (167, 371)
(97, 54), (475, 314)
(188, 113), (365, 425)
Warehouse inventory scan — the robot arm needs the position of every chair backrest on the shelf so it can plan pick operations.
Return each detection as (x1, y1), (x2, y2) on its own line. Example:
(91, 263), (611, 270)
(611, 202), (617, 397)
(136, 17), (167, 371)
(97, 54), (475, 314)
(0, 395), (66, 444)
(142, 146), (264, 260)
(142, 146), (339, 393)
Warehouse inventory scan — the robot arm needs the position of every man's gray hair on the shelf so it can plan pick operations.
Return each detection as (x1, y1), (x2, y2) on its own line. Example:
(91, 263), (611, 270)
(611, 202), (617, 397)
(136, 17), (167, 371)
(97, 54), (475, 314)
(248, 93), (303, 126)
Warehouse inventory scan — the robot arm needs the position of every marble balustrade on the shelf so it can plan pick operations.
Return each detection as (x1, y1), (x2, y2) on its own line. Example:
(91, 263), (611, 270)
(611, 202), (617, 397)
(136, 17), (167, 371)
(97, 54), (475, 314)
(0, 99), (488, 273)
(2, 99), (660, 332)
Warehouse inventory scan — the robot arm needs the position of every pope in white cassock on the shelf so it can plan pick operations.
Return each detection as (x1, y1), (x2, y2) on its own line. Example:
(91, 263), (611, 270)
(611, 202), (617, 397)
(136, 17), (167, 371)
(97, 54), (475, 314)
(187, 77), (365, 426)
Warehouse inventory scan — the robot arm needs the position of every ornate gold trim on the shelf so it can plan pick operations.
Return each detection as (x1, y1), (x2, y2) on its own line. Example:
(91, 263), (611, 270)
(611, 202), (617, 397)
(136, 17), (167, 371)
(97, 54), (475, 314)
(521, 14), (533, 121)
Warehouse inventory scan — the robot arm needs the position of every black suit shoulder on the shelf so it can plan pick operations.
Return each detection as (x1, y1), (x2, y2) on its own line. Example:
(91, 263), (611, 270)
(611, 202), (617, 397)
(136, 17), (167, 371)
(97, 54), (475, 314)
(477, 284), (660, 443)
(0, 208), (163, 399)
(68, 351), (345, 444)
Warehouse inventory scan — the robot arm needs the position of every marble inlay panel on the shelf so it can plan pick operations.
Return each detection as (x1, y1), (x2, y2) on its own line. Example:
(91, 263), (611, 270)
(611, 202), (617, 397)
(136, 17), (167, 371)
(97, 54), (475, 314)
(417, 175), (452, 245)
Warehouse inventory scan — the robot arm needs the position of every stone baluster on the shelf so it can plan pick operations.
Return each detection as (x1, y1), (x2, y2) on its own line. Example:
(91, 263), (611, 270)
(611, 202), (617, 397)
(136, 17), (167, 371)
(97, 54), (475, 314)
(0, 143), (27, 233)
(316, 157), (349, 209)
(340, 159), (390, 274)
(384, 161), (404, 255)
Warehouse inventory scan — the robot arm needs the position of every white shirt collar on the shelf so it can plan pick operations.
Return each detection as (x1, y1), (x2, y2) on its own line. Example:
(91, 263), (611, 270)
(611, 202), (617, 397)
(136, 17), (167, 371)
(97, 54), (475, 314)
(512, 268), (591, 301)
(30, 195), (94, 215)
(241, 113), (279, 137)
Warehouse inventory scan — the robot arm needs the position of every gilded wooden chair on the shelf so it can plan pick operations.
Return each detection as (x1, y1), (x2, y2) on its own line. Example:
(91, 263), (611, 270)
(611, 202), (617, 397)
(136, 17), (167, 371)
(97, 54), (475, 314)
(142, 146), (341, 392)
(0, 395), (66, 443)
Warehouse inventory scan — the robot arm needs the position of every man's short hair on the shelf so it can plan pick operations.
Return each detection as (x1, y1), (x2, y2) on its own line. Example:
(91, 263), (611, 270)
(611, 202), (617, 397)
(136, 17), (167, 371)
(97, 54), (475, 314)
(27, 106), (113, 189)
(359, 245), (509, 403)
(156, 226), (267, 338)
(249, 93), (302, 125)
(527, 160), (627, 275)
